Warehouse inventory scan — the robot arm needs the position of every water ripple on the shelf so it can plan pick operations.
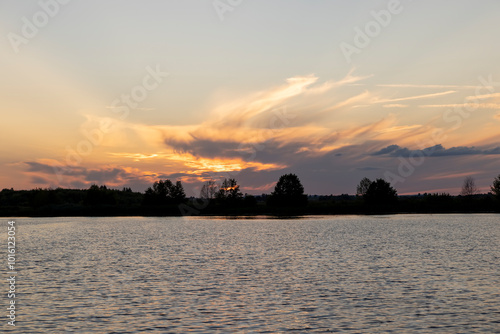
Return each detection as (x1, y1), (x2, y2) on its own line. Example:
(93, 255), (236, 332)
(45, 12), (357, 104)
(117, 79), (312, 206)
(6, 214), (500, 333)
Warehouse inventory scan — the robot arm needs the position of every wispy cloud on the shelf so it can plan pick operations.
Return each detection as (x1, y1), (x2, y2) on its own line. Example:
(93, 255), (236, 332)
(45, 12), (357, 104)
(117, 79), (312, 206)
(373, 144), (500, 157)
(109, 153), (162, 161)
(383, 104), (409, 108)
(374, 90), (456, 104)
(154, 72), (381, 165)
(466, 92), (500, 100)
(419, 103), (500, 109)
(377, 125), (422, 134)
(377, 84), (479, 89)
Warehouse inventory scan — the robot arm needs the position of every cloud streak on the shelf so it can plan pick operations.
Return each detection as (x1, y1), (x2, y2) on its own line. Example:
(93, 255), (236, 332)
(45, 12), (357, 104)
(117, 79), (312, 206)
(466, 93), (500, 100)
(374, 90), (456, 104)
(373, 144), (500, 157)
(377, 84), (480, 89)
(383, 104), (409, 108)
(419, 103), (500, 109)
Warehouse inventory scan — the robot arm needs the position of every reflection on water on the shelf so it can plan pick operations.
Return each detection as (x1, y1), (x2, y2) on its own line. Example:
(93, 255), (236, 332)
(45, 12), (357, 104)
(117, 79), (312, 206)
(9, 215), (500, 333)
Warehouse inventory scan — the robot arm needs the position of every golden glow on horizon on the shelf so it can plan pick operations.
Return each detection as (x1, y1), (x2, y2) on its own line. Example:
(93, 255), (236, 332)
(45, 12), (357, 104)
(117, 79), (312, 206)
(23, 71), (497, 193)
(8, 69), (500, 193)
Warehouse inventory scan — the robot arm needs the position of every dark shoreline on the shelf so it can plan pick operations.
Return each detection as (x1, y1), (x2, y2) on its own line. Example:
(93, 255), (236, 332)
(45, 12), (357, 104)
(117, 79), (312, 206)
(2, 208), (499, 218)
(1, 187), (498, 218)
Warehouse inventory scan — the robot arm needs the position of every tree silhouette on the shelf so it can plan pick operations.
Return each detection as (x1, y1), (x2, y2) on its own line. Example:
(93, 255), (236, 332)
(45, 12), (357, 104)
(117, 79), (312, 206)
(460, 176), (479, 196)
(268, 173), (307, 207)
(356, 177), (372, 197)
(216, 178), (243, 204)
(364, 178), (397, 207)
(84, 184), (117, 206)
(171, 181), (186, 204)
(3, 177), (500, 215)
(491, 174), (500, 199)
(143, 180), (186, 205)
(200, 180), (219, 200)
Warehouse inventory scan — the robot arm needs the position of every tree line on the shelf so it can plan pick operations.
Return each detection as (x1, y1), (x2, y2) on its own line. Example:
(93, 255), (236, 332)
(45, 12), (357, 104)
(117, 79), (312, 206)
(0, 173), (499, 216)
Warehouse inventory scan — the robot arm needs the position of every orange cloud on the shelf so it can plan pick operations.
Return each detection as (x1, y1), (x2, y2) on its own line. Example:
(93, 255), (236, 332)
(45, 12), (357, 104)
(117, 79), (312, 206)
(176, 154), (286, 174)
(37, 71), (496, 194)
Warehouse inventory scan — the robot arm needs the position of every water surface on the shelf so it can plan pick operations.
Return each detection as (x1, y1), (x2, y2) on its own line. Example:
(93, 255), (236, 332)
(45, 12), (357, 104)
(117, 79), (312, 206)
(7, 214), (500, 333)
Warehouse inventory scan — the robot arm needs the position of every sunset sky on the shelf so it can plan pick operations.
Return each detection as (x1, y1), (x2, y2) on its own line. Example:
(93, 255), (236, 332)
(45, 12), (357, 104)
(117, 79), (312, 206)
(1, 0), (500, 196)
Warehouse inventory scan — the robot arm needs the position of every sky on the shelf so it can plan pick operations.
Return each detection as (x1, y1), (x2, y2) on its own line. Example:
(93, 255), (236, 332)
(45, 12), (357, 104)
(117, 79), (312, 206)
(1, 0), (500, 196)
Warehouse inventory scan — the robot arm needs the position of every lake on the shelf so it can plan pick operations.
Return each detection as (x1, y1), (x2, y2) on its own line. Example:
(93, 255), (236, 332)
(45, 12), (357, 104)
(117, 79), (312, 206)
(6, 214), (500, 333)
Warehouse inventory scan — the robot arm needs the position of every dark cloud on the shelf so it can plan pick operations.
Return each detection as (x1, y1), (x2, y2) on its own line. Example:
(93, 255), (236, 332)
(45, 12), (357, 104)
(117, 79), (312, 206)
(31, 176), (50, 184)
(163, 172), (196, 179)
(25, 162), (86, 176)
(166, 135), (329, 168)
(372, 144), (500, 157)
(86, 168), (123, 182)
(165, 138), (242, 158)
(475, 147), (500, 155)
(25, 162), (55, 173)
(69, 180), (89, 189)
(23, 162), (157, 191)
(372, 144), (401, 156)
